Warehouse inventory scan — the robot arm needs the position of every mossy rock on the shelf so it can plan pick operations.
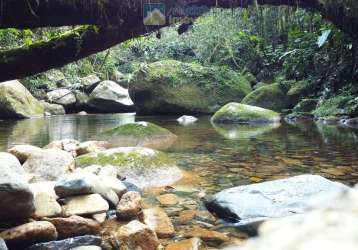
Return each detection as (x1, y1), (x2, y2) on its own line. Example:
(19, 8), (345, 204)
(129, 60), (252, 115)
(96, 122), (177, 150)
(75, 147), (182, 188)
(0, 80), (44, 119)
(241, 83), (290, 112)
(292, 99), (318, 113)
(211, 103), (281, 124)
(287, 81), (312, 106)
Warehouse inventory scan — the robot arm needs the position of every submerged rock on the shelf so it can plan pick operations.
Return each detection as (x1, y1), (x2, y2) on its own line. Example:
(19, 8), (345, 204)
(23, 149), (75, 182)
(75, 147), (182, 189)
(212, 123), (280, 140)
(27, 235), (101, 250)
(118, 220), (159, 250)
(211, 103), (281, 124)
(0, 221), (57, 248)
(97, 122), (177, 150)
(7, 144), (42, 164)
(142, 207), (175, 238)
(0, 80), (44, 119)
(241, 83), (290, 112)
(88, 80), (134, 112)
(230, 184), (358, 250)
(165, 238), (202, 250)
(0, 152), (34, 220)
(129, 60), (252, 115)
(177, 115), (198, 125)
(184, 227), (229, 246)
(205, 175), (349, 228)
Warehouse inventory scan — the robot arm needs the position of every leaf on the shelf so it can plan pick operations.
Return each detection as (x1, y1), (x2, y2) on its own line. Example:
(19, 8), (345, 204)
(317, 29), (331, 48)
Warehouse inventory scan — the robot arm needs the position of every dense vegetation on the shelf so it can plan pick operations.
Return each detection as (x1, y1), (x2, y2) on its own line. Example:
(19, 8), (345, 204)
(0, 6), (357, 118)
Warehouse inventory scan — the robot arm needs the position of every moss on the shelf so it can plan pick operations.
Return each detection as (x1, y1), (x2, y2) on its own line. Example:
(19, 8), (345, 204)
(241, 83), (289, 112)
(75, 147), (175, 169)
(292, 99), (318, 113)
(313, 92), (358, 118)
(287, 80), (313, 105)
(211, 102), (281, 124)
(101, 122), (173, 138)
(130, 60), (252, 114)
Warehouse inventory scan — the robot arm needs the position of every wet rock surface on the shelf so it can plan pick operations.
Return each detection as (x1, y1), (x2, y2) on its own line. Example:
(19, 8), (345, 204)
(27, 235), (102, 250)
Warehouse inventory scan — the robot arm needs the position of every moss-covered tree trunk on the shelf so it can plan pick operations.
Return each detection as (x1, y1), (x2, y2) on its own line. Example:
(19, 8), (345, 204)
(0, 0), (357, 81)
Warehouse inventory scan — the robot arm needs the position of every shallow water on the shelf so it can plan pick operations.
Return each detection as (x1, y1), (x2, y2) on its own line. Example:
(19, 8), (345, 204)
(1, 113), (358, 193)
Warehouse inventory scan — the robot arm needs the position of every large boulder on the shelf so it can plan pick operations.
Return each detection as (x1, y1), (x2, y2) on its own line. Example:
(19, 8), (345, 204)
(97, 122), (177, 150)
(231, 184), (358, 250)
(40, 101), (66, 115)
(23, 149), (75, 182)
(47, 89), (76, 108)
(129, 60), (252, 115)
(205, 175), (349, 227)
(211, 103), (281, 124)
(0, 80), (44, 119)
(241, 83), (290, 112)
(88, 80), (134, 112)
(0, 152), (35, 220)
(75, 147), (182, 189)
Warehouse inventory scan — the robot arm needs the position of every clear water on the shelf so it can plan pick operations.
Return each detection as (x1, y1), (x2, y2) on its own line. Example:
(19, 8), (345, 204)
(1, 113), (357, 193)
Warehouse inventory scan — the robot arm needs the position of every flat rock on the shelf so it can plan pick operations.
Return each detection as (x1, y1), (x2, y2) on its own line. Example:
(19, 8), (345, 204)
(28, 235), (101, 250)
(62, 194), (109, 216)
(184, 227), (229, 246)
(165, 238), (202, 250)
(45, 215), (100, 239)
(31, 190), (62, 218)
(0, 221), (57, 248)
(23, 149), (75, 182)
(7, 144), (42, 164)
(157, 194), (180, 206)
(0, 152), (34, 220)
(142, 207), (175, 238)
(116, 191), (142, 220)
(205, 175), (350, 226)
(118, 220), (159, 250)
(55, 173), (119, 206)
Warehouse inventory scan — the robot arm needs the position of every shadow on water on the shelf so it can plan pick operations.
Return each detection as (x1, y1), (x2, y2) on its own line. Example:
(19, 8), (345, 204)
(0, 114), (357, 192)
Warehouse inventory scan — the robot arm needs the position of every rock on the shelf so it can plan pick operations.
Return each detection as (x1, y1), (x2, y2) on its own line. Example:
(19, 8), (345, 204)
(286, 80), (312, 106)
(74, 90), (90, 111)
(40, 101), (66, 115)
(45, 139), (80, 157)
(341, 117), (358, 128)
(118, 220), (159, 250)
(0, 239), (7, 250)
(75, 147), (182, 189)
(99, 176), (127, 198)
(211, 103), (281, 124)
(205, 175), (349, 227)
(166, 238), (202, 250)
(7, 144), (42, 164)
(284, 112), (314, 124)
(55, 173), (119, 206)
(156, 194), (180, 206)
(116, 191), (142, 220)
(47, 89), (77, 107)
(30, 182), (61, 218)
(45, 215), (100, 239)
(129, 60), (252, 115)
(72, 246), (101, 250)
(92, 213), (107, 223)
(88, 80), (134, 112)
(79, 75), (101, 93)
(232, 185), (358, 250)
(0, 80), (44, 119)
(110, 70), (126, 85)
(184, 227), (229, 246)
(177, 115), (198, 125)
(45, 70), (68, 88)
(62, 194), (109, 216)
(78, 111), (88, 115)
(27, 235), (101, 250)
(97, 122), (177, 150)
(76, 141), (110, 156)
(292, 99), (318, 113)
(23, 149), (75, 182)
(0, 152), (34, 220)
(142, 207), (175, 238)
(179, 210), (216, 225)
(0, 221), (57, 247)
(241, 83), (290, 112)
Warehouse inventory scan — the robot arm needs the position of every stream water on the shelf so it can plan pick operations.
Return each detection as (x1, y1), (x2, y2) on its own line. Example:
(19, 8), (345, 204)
(1, 113), (357, 245)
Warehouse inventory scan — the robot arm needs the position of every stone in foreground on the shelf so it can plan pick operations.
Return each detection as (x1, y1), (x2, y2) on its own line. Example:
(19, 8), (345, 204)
(97, 122), (177, 150)
(62, 194), (109, 216)
(116, 191), (142, 220)
(205, 175), (349, 226)
(28, 235), (101, 250)
(75, 147), (182, 189)
(231, 184), (358, 250)
(142, 207), (175, 238)
(211, 103), (280, 124)
(184, 227), (229, 246)
(0, 152), (34, 220)
(165, 238), (202, 250)
(0, 80), (44, 119)
(118, 220), (159, 250)
(7, 144), (42, 164)
(0, 221), (57, 248)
